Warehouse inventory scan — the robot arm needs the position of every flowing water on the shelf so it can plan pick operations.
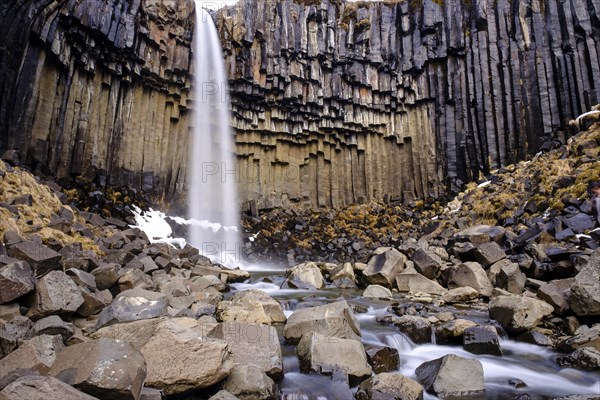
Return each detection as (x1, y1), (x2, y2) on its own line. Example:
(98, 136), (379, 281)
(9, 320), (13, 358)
(189, 3), (241, 266)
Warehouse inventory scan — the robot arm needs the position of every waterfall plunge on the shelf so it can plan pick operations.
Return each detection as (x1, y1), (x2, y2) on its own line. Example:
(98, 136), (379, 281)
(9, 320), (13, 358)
(189, 3), (241, 267)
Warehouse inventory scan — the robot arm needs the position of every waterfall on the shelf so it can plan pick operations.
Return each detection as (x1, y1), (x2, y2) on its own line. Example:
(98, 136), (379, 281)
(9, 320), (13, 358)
(189, 2), (241, 267)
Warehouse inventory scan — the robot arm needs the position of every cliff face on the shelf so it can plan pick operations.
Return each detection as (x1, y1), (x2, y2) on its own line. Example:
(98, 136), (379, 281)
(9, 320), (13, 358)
(218, 0), (600, 209)
(0, 0), (194, 203)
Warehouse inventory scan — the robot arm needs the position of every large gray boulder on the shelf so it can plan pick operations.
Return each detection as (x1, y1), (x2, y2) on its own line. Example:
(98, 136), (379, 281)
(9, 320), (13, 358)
(411, 249), (443, 279)
(395, 316), (432, 344)
(495, 261), (526, 295)
(489, 296), (553, 332)
(0, 335), (63, 383)
(222, 365), (277, 400)
(363, 285), (393, 299)
(0, 262), (35, 304)
(283, 300), (361, 343)
(470, 242), (506, 267)
(569, 250), (600, 316)
(297, 332), (372, 384)
(27, 271), (84, 320)
(396, 271), (446, 295)
(217, 289), (286, 325)
(0, 375), (99, 400)
(463, 326), (502, 356)
(49, 339), (146, 400)
(94, 289), (168, 330)
(7, 241), (61, 276)
(363, 249), (406, 288)
(356, 373), (424, 400)
(446, 262), (493, 297)
(415, 354), (485, 399)
(286, 262), (324, 290)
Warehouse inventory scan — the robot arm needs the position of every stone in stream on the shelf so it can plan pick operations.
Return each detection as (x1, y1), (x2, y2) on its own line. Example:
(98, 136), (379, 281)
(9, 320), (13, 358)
(411, 249), (443, 279)
(366, 346), (399, 374)
(394, 316), (432, 344)
(396, 271), (446, 295)
(48, 339), (146, 400)
(445, 262), (493, 297)
(516, 331), (553, 347)
(217, 289), (286, 325)
(283, 300), (361, 344)
(27, 271), (84, 320)
(222, 365), (277, 400)
(435, 319), (478, 344)
(0, 375), (99, 400)
(0, 335), (64, 383)
(6, 241), (61, 276)
(208, 322), (283, 380)
(569, 250), (600, 316)
(363, 285), (393, 299)
(296, 332), (372, 385)
(0, 316), (34, 357)
(463, 326), (502, 356)
(489, 296), (554, 333)
(363, 248), (407, 288)
(557, 347), (600, 370)
(286, 262), (324, 289)
(415, 354), (485, 399)
(0, 261), (35, 304)
(94, 288), (168, 330)
(559, 325), (600, 352)
(355, 372), (424, 400)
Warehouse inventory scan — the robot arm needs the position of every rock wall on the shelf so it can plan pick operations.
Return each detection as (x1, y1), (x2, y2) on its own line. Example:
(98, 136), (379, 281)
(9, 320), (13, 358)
(217, 0), (600, 209)
(0, 0), (195, 204)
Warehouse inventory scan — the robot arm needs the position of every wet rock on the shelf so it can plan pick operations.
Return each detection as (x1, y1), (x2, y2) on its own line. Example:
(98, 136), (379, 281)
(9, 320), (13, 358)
(217, 289), (286, 325)
(49, 339), (146, 400)
(363, 249), (407, 288)
(441, 287), (479, 304)
(283, 300), (361, 344)
(538, 280), (572, 314)
(286, 262), (324, 290)
(91, 264), (119, 291)
(415, 354), (485, 399)
(27, 271), (84, 320)
(7, 241), (61, 276)
(355, 372), (423, 400)
(33, 316), (75, 342)
(0, 375), (99, 400)
(0, 335), (64, 381)
(222, 365), (277, 400)
(411, 249), (442, 279)
(395, 316), (432, 344)
(297, 332), (372, 384)
(516, 331), (553, 347)
(569, 250), (600, 316)
(446, 262), (493, 297)
(208, 322), (283, 380)
(470, 242), (506, 268)
(366, 346), (399, 374)
(557, 347), (600, 370)
(140, 318), (233, 394)
(0, 316), (34, 357)
(396, 272), (446, 295)
(0, 262), (35, 304)
(489, 296), (554, 333)
(463, 326), (502, 356)
(560, 325), (600, 352)
(363, 285), (392, 299)
(95, 289), (168, 330)
(435, 319), (478, 344)
(496, 261), (526, 295)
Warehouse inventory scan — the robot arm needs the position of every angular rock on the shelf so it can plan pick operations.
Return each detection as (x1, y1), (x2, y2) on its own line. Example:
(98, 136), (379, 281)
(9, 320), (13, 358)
(139, 387), (163, 400)
(411, 249), (442, 279)
(356, 373), (424, 400)
(396, 272), (446, 295)
(222, 365), (277, 400)
(91, 264), (119, 291)
(208, 322), (283, 379)
(363, 249), (406, 288)
(7, 241), (61, 276)
(453, 225), (493, 245)
(394, 316), (432, 344)
(470, 242), (506, 268)
(446, 262), (493, 297)
(435, 319), (478, 344)
(283, 300), (361, 344)
(209, 391), (239, 400)
(516, 331), (553, 347)
(415, 354), (485, 399)
(27, 271), (84, 320)
(441, 287), (479, 304)
(0, 316), (33, 357)
(49, 339), (146, 400)
(95, 289), (168, 330)
(538, 280), (572, 314)
(564, 213), (595, 234)
(496, 261), (526, 295)
(557, 347), (600, 370)
(286, 262), (324, 290)
(0, 335), (64, 381)
(65, 269), (96, 289)
(363, 285), (392, 299)
(560, 325), (600, 352)
(33, 316), (75, 342)
(366, 346), (399, 374)
(569, 250), (600, 316)
(0, 262), (35, 304)
(489, 296), (554, 332)
(217, 289), (285, 325)
(297, 332), (372, 384)
(463, 326), (502, 356)
(0, 375), (99, 400)
(77, 287), (112, 317)
(118, 268), (154, 292)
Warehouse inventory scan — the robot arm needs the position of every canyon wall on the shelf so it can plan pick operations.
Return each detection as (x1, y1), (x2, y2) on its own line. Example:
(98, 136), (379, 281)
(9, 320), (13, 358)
(218, 0), (600, 209)
(1, 0), (599, 210)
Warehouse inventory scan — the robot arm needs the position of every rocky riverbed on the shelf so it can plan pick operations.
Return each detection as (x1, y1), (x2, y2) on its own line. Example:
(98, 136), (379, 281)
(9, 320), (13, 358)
(0, 122), (599, 399)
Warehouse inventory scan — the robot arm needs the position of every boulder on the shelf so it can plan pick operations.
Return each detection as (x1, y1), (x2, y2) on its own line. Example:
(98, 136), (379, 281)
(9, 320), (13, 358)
(90, 318), (166, 349)
(557, 347), (600, 370)
(564, 213), (595, 233)
(49, 339), (146, 400)
(415, 354), (485, 399)
(470, 242), (506, 268)
(94, 289), (168, 330)
(77, 287), (112, 317)
(560, 325), (600, 352)
(297, 332), (372, 384)
(91, 264), (119, 291)
(396, 272), (446, 295)
(441, 287), (479, 304)
(516, 331), (553, 347)
(366, 346), (399, 374)
(453, 225), (494, 245)
(363, 249), (406, 288)
(140, 387), (163, 400)
(117, 268), (154, 292)
(0, 316), (34, 357)
(435, 319), (478, 344)
(27, 271), (84, 320)
(569, 250), (600, 316)
(538, 280), (572, 314)
(363, 285), (392, 299)
(7, 241), (61, 276)
(0, 375), (99, 400)
(330, 263), (355, 282)
(411, 249), (443, 279)
(394, 316), (432, 344)
(140, 318), (233, 394)
(33, 316), (75, 341)
(446, 262), (493, 297)
(209, 391), (240, 400)
(217, 289), (286, 325)
(65, 269), (97, 289)
(283, 300), (361, 344)
(222, 365), (277, 400)
(489, 296), (554, 332)
(0, 262), (35, 304)
(208, 322), (283, 379)
(0, 335), (64, 381)
(286, 262), (324, 290)
(356, 373), (424, 400)
(495, 261), (526, 295)
(463, 326), (502, 356)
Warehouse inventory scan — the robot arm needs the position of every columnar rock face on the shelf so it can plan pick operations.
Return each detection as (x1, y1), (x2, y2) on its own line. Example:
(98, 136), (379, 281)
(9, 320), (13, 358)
(217, 0), (600, 208)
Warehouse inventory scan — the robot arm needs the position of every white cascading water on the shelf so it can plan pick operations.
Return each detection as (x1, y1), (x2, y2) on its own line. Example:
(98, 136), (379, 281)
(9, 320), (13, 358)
(189, 3), (241, 266)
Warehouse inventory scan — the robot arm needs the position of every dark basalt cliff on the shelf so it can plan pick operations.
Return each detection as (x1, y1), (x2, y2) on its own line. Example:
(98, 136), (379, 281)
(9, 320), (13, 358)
(219, 0), (600, 209)
(0, 0), (599, 210)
